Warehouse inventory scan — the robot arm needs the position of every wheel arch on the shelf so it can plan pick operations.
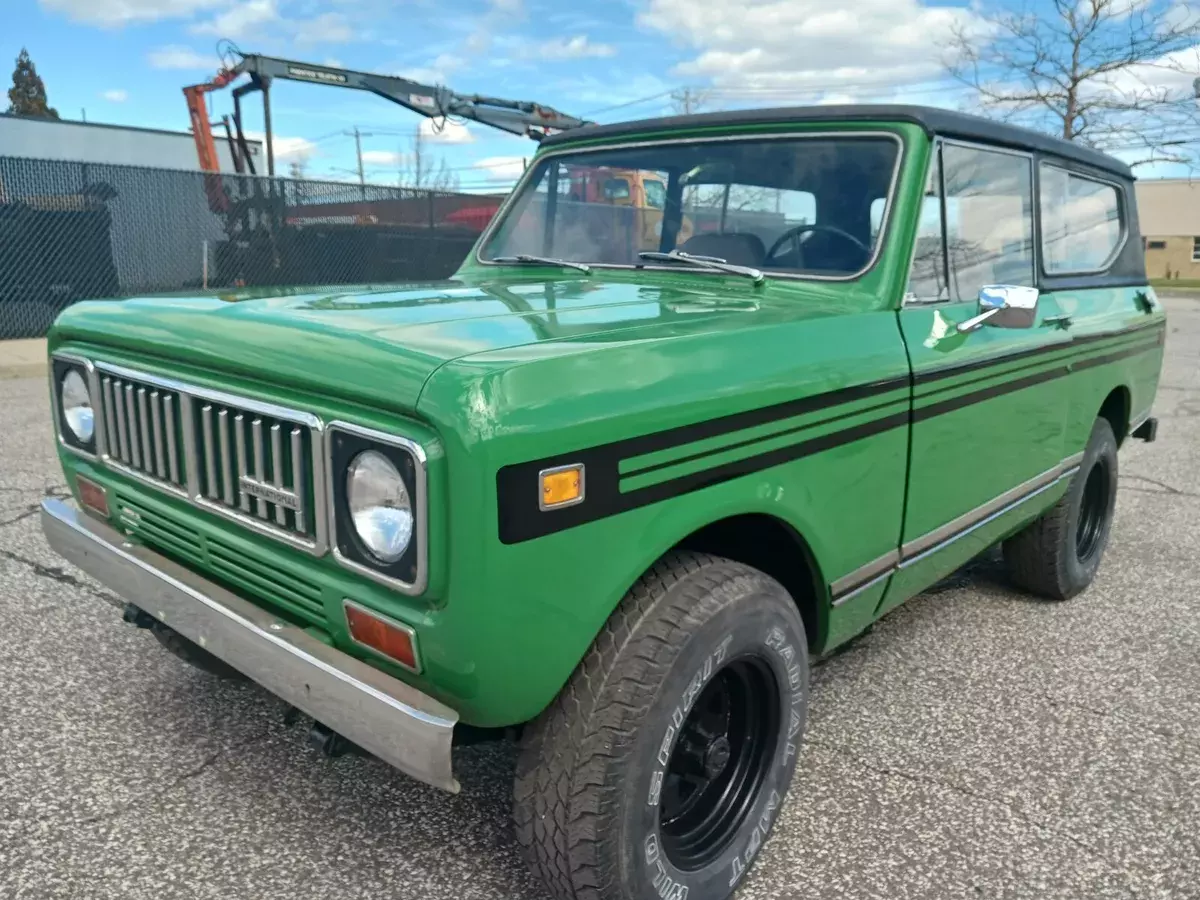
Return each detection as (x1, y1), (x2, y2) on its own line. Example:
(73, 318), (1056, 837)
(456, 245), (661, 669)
(1098, 384), (1131, 445)
(661, 512), (829, 651)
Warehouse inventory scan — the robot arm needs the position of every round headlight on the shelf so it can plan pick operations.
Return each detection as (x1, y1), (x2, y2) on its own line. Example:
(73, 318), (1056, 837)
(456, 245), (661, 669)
(346, 450), (412, 564)
(60, 369), (94, 443)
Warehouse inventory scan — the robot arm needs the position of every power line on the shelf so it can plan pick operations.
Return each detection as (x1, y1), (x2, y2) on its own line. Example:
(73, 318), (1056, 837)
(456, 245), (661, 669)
(579, 90), (677, 118)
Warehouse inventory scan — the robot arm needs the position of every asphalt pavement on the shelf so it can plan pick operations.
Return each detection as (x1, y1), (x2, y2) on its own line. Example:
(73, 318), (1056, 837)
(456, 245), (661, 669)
(2, 295), (1199, 900)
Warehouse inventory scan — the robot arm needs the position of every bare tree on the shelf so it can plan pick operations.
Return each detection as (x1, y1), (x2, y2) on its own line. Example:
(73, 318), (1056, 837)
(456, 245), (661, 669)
(397, 126), (460, 192)
(947, 0), (1200, 166)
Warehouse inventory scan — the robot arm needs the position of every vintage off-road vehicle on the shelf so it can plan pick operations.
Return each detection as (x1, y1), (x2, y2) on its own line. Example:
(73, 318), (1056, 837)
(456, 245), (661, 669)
(43, 106), (1164, 900)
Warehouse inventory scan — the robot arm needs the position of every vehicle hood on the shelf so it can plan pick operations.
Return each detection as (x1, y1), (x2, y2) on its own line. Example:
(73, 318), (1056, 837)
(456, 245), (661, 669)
(50, 276), (802, 412)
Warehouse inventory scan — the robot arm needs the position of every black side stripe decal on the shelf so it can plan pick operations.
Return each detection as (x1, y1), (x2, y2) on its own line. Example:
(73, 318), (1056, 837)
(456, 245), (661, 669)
(612, 373), (910, 464)
(497, 322), (1165, 544)
(498, 411), (910, 544)
(915, 318), (1164, 385)
(914, 335), (1162, 423)
(622, 394), (908, 480)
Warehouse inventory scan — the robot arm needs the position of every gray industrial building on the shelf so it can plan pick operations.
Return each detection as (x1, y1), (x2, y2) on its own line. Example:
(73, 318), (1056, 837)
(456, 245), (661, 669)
(0, 112), (260, 171)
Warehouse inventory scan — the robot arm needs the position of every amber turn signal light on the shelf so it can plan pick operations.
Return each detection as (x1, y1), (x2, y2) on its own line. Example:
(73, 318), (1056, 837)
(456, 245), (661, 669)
(540, 463), (584, 510)
(344, 601), (420, 672)
(76, 474), (109, 518)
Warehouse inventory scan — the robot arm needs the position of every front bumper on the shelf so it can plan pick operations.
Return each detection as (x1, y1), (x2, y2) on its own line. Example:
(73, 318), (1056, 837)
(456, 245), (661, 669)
(40, 498), (460, 792)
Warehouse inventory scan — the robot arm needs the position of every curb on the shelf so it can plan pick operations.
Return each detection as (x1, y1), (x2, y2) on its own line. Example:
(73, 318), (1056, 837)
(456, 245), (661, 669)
(0, 338), (49, 380)
(1, 362), (48, 380)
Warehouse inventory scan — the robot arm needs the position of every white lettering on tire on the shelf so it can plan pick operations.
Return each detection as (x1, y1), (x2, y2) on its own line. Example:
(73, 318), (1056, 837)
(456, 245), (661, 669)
(644, 834), (689, 900)
(728, 624), (801, 888)
(649, 634), (734, 801)
(729, 789), (781, 888)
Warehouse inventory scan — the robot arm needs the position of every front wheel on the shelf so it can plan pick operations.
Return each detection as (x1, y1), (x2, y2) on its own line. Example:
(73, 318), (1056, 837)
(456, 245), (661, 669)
(1003, 417), (1119, 600)
(514, 552), (808, 900)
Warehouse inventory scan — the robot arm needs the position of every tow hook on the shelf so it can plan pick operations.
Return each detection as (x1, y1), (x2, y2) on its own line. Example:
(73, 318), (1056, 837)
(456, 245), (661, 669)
(122, 603), (159, 630)
(307, 720), (361, 759)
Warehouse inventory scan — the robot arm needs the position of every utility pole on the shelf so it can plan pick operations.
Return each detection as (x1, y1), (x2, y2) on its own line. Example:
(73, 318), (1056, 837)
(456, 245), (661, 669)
(670, 87), (707, 115)
(344, 126), (374, 186)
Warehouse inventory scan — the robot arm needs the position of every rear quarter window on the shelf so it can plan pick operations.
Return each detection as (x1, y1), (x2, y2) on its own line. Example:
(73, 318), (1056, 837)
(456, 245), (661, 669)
(1039, 165), (1124, 274)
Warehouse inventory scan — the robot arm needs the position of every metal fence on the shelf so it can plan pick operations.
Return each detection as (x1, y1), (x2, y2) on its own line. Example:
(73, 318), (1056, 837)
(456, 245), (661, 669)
(0, 155), (502, 339)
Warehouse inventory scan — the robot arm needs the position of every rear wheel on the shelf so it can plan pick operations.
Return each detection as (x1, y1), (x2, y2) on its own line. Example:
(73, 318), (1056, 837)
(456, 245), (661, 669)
(1003, 417), (1119, 600)
(513, 552), (808, 900)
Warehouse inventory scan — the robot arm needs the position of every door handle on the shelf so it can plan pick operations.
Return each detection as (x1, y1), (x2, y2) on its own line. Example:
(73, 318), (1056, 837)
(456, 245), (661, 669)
(1042, 314), (1072, 329)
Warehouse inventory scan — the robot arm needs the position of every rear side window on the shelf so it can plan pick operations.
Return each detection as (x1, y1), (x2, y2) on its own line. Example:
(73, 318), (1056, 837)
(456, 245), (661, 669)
(1039, 165), (1124, 273)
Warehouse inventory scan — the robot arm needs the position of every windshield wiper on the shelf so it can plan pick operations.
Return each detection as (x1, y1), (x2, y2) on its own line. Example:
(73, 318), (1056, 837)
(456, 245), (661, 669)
(638, 250), (765, 286)
(493, 254), (591, 274)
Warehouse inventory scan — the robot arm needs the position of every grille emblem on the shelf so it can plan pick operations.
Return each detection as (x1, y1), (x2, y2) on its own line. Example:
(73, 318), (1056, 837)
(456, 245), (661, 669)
(238, 476), (302, 511)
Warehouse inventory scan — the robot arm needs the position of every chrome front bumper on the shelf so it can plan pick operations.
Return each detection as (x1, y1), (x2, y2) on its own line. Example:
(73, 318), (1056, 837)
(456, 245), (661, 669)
(40, 498), (460, 793)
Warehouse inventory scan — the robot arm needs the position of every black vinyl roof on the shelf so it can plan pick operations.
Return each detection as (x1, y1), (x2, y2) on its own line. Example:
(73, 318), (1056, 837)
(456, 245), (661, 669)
(541, 104), (1133, 179)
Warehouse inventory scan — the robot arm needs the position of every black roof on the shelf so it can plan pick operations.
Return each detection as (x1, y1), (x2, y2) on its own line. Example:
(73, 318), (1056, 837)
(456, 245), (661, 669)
(541, 104), (1132, 179)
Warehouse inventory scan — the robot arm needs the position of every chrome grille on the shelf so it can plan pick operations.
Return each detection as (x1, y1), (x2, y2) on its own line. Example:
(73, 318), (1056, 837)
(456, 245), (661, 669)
(194, 401), (313, 538)
(94, 362), (327, 555)
(98, 373), (185, 492)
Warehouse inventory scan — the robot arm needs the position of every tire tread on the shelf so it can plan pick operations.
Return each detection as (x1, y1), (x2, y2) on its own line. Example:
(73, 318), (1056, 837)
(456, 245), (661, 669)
(513, 551), (774, 900)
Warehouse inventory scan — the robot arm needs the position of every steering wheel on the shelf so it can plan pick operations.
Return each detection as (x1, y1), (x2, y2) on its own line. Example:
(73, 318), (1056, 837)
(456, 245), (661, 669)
(764, 224), (871, 268)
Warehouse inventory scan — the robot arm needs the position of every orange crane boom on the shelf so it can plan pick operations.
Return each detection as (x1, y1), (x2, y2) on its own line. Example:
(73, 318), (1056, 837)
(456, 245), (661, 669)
(183, 69), (240, 173)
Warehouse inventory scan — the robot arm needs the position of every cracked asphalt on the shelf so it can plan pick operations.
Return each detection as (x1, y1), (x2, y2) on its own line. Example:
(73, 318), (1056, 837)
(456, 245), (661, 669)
(2, 294), (1199, 900)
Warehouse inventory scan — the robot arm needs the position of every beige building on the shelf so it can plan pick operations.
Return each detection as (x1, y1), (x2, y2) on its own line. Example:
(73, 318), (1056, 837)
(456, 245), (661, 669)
(1134, 178), (1200, 281)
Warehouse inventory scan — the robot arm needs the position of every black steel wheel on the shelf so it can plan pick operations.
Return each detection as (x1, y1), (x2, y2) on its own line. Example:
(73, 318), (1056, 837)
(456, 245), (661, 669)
(1075, 457), (1112, 563)
(659, 656), (781, 871)
(1004, 416), (1119, 600)
(514, 552), (809, 900)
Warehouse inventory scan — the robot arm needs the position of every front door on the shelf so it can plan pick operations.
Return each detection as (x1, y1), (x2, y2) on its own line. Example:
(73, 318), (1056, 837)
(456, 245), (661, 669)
(881, 140), (1071, 610)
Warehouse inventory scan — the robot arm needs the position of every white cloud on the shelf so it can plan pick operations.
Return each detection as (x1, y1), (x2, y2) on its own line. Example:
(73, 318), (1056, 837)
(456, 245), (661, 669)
(420, 119), (474, 144)
(489, 0), (524, 14)
(527, 35), (617, 61)
(292, 12), (355, 45)
(244, 130), (317, 161)
(397, 53), (464, 85)
(147, 45), (219, 70)
(816, 92), (856, 105)
(638, 0), (983, 95)
(39, 0), (223, 26)
(101, 89), (128, 102)
(190, 0), (278, 38)
(362, 149), (405, 166)
(1088, 0), (1153, 19)
(472, 155), (527, 180)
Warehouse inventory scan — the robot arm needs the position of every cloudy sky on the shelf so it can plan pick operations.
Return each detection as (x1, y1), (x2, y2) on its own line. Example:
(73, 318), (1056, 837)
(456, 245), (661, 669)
(8, 0), (1199, 186)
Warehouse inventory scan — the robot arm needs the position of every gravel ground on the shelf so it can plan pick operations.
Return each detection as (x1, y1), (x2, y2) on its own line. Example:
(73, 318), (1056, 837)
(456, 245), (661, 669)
(2, 295), (1199, 900)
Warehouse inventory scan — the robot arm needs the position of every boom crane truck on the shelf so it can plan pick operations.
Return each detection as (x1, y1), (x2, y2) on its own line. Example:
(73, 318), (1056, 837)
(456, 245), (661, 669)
(185, 50), (593, 180)
(181, 50), (595, 287)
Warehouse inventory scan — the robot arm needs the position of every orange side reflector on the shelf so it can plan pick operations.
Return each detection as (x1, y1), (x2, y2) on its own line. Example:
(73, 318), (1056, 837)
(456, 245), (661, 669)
(344, 602), (420, 672)
(76, 474), (109, 518)
(540, 464), (584, 509)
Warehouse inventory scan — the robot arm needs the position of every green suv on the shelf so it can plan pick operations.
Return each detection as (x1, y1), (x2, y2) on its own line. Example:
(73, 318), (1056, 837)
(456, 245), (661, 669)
(42, 105), (1164, 900)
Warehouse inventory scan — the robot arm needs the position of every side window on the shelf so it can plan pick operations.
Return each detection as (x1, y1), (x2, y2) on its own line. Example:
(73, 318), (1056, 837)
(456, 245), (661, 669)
(1040, 165), (1123, 273)
(643, 179), (666, 209)
(942, 144), (1035, 299)
(602, 177), (631, 201)
(905, 149), (950, 302)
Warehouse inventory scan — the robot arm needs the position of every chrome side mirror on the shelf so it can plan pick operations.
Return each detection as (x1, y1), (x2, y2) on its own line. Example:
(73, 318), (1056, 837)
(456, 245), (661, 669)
(957, 285), (1040, 334)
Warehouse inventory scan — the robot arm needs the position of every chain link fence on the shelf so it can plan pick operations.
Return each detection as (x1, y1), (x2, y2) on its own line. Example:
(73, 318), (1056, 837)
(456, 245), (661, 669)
(0, 155), (504, 340)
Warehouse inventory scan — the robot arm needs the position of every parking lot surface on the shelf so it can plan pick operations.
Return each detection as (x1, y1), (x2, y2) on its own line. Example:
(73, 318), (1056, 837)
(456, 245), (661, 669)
(2, 294), (1199, 900)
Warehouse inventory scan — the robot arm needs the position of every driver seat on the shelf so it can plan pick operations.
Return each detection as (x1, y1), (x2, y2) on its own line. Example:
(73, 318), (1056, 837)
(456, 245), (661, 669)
(679, 232), (766, 268)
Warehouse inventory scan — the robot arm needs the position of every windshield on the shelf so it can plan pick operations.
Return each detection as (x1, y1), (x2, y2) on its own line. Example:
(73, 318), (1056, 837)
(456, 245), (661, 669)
(480, 134), (901, 278)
